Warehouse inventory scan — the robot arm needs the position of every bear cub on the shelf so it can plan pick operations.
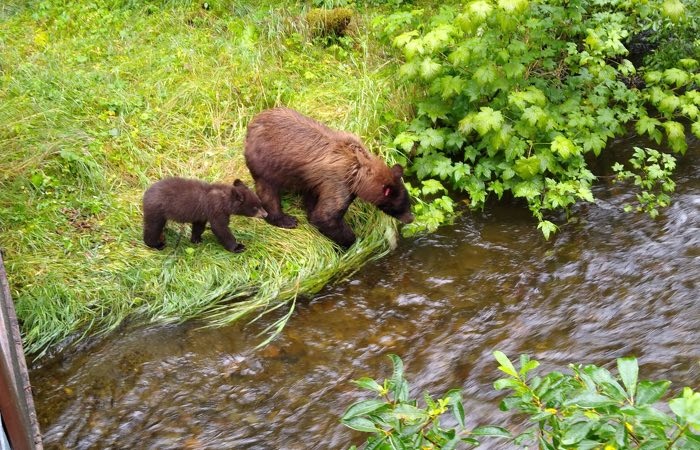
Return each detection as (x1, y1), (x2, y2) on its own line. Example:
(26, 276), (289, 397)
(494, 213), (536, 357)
(143, 177), (267, 253)
(244, 107), (413, 249)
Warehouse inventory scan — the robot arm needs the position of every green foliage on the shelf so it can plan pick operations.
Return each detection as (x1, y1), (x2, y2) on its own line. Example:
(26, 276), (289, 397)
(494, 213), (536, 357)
(494, 352), (700, 449)
(342, 354), (510, 449)
(612, 147), (677, 219)
(344, 353), (700, 449)
(373, 0), (699, 237)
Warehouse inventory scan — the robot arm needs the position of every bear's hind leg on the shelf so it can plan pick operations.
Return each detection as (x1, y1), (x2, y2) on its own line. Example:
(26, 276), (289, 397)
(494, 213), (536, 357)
(308, 195), (356, 249)
(255, 179), (297, 228)
(144, 214), (167, 250)
(191, 221), (206, 243)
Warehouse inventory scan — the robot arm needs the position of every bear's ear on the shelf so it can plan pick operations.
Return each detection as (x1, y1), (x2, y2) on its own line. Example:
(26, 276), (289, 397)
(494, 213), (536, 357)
(231, 186), (243, 203)
(383, 185), (392, 198)
(233, 179), (243, 187)
(390, 164), (404, 180)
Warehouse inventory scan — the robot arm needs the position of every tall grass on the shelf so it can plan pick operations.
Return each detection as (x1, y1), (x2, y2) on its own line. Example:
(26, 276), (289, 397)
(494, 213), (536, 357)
(0, 1), (408, 357)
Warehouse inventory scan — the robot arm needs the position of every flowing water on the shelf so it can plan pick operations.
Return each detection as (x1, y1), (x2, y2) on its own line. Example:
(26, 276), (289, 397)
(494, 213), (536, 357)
(30, 141), (699, 449)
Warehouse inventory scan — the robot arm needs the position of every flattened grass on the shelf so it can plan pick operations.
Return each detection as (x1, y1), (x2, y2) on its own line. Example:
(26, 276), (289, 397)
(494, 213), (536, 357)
(0, 1), (408, 357)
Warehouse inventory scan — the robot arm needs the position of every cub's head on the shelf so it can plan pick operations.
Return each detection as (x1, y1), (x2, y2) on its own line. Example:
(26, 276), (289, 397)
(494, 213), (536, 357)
(377, 164), (414, 224)
(231, 179), (268, 219)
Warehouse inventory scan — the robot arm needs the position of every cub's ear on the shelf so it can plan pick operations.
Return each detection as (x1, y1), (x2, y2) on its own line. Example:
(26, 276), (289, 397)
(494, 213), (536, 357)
(231, 186), (244, 203)
(233, 179), (243, 187)
(390, 164), (404, 180)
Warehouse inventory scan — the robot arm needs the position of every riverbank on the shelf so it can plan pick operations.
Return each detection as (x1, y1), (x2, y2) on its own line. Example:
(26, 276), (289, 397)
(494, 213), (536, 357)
(0, 1), (408, 357)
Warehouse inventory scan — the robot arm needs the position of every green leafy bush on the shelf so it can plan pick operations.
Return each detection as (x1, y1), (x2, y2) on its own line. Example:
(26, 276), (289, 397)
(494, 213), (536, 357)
(494, 351), (700, 449)
(373, 0), (700, 238)
(612, 147), (677, 218)
(343, 353), (700, 449)
(342, 354), (510, 449)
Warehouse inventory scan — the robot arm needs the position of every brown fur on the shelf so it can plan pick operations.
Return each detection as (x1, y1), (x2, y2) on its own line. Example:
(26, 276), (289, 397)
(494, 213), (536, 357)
(142, 177), (267, 253)
(244, 107), (413, 248)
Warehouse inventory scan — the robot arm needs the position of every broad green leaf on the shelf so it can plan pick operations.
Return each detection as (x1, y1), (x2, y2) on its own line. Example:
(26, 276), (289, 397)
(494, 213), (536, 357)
(658, 95), (680, 115)
(342, 399), (388, 420)
(405, 39), (425, 58)
(494, 377), (521, 390)
(474, 107), (504, 136)
(458, 113), (477, 135)
(341, 416), (379, 433)
(538, 220), (557, 240)
(636, 116), (661, 137)
(474, 63), (497, 85)
(393, 30), (419, 48)
(422, 179), (447, 195)
(551, 135), (578, 159)
(514, 156), (540, 179)
(420, 57), (442, 80)
(388, 354), (404, 385)
(471, 426), (511, 438)
(636, 380), (671, 406)
(513, 180), (541, 200)
(564, 392), (619, 408)
(663, 121), (687, 153)
(662, 0), (685, 22)
(692, 121), (700, 138)
(519, 355), (540, 377)
(419, 128), (445, 150)
(663, 68), (690, 87)
(354, 377), (384, 393)
(393, 404), (429, 422)
(445, 390), (465, 427)
(469, 0), (494, 20)
(393, 132), (418, 152)
(493, 351), (518, 378)
(418, 99), (450, 122)
(423, 24), (455, 52)
(617, 357), (638, 400)
(669, 387), (700, 428)
(561, 421), (593, 445)
(497, 0), (527, 13)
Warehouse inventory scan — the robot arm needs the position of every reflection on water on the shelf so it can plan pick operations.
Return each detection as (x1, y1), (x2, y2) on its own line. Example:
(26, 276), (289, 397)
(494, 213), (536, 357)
(31, 146), (699, 449)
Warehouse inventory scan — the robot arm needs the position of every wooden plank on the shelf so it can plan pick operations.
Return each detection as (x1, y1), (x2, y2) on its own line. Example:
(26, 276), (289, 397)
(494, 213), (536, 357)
(0, 252), (42, 450)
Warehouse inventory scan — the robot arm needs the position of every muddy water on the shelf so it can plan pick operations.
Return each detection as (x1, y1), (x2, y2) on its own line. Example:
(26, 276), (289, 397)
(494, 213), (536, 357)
(31, 143), (699, 450)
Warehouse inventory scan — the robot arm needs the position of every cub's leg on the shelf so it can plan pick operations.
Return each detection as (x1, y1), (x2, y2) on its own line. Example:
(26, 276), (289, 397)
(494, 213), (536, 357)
(143, 212), (167, 250)
(191, 221), (206, 243)
(209, 216), (244, 253)
(255, 178), (297, 228)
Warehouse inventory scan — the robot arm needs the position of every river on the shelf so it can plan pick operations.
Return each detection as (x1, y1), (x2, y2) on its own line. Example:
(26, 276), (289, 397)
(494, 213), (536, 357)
(30, 140), (699, 449)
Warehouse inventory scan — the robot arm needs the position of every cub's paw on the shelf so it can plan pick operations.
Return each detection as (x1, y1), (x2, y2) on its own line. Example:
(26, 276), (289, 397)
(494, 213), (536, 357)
(146, 241), (166, 250)
(231, 243), (246, 253)
(191, 236), (202, 244)
(268, 214), (298, 229)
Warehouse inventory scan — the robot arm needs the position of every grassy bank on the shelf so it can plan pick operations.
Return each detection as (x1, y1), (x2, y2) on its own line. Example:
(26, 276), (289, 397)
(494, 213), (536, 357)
(0, 1), (408, 357)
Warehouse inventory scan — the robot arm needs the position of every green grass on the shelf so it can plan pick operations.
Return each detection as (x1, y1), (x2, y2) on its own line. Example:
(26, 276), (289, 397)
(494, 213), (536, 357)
(0, 0), (409, 357)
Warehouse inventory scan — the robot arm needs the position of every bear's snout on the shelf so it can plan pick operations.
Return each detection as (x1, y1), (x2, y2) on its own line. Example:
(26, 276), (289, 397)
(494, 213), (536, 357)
(398, 211), (414, 224)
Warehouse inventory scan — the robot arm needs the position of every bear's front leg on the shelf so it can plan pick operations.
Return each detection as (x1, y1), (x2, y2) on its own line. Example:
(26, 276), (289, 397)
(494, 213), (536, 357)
(143, 214), (167, 250)
(191, 221), (207, 243)
(210, 217), (245, 253)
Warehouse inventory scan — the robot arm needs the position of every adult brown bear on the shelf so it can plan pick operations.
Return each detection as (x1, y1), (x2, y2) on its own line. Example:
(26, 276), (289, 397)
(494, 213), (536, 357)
(142, 177), (267, 253)
(244, 107), (413, 249)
